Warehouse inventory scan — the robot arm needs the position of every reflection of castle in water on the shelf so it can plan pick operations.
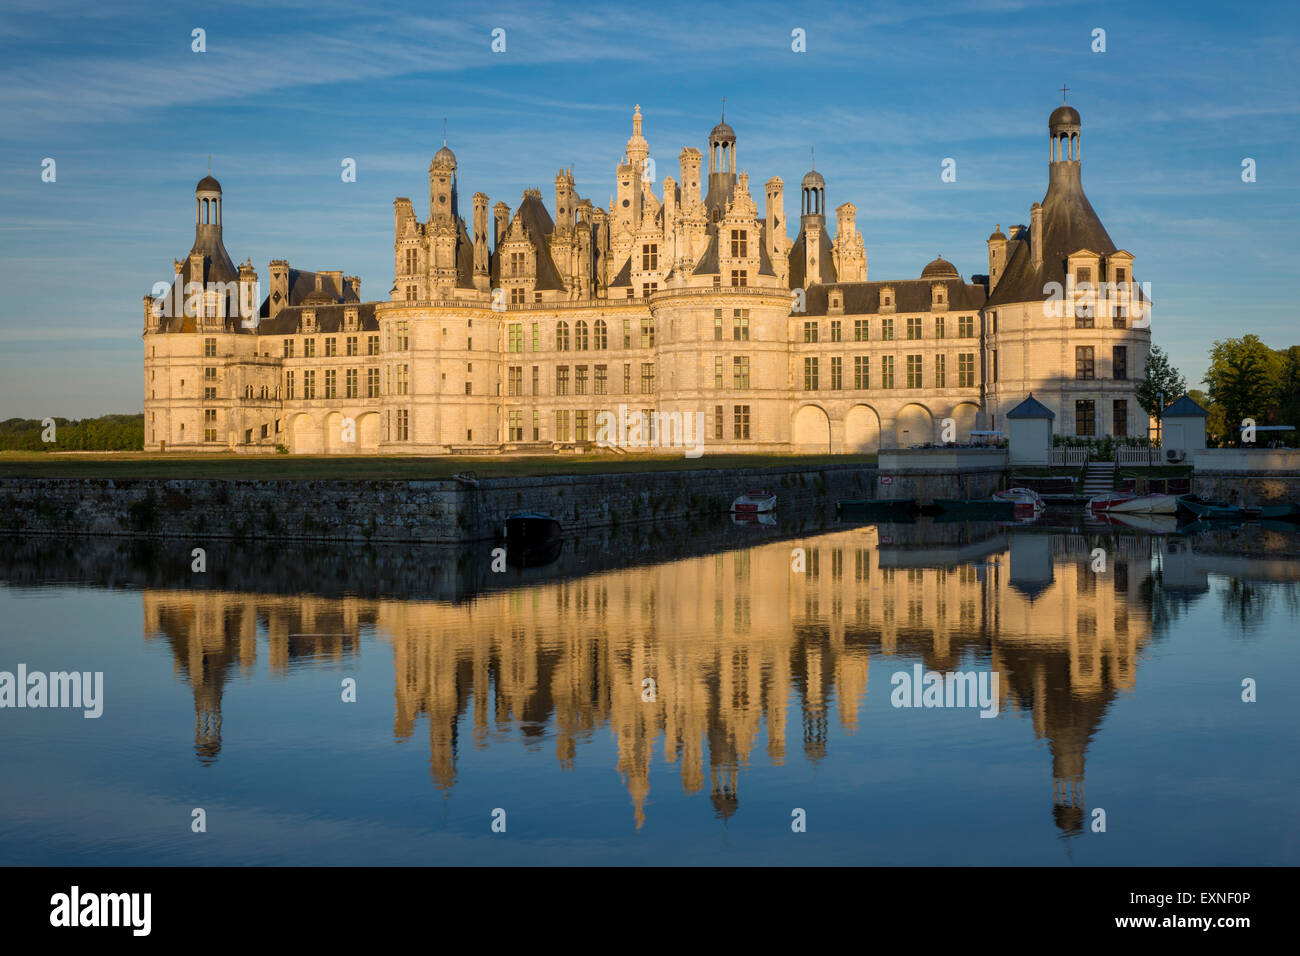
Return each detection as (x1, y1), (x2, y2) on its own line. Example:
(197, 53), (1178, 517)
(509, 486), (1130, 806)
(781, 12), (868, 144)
(137, 523), (1161, 834)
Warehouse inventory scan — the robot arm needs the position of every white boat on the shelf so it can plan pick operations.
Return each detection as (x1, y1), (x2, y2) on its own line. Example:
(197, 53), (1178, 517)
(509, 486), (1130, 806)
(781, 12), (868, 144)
(730, 490), (777, 514)
(1089, 491), (1137, 512)
(1107, 493), (1177, 515)
(993, 487), (1045, 516)
(1101, 512), (1179, 534)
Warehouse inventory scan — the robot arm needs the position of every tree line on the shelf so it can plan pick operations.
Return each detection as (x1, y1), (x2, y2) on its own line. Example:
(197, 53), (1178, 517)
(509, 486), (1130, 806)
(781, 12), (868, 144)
(0, 414), (144, 451)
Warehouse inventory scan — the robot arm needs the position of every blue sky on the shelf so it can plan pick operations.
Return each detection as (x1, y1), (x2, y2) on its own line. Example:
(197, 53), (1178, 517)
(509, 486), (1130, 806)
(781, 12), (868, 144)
(0, 0), (1296, 417)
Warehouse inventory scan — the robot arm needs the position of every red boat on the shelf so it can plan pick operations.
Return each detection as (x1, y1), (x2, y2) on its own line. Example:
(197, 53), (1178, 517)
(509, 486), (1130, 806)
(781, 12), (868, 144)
(730, 490), (777, 514)
(1089, 491), (1138, 512)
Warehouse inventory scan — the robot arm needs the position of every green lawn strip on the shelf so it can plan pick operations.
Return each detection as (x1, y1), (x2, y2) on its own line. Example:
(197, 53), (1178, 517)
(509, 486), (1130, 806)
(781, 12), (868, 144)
(0, 451), (878, 481)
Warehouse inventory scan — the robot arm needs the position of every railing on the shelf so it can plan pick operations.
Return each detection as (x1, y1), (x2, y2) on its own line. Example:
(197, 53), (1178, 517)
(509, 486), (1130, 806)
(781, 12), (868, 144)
(1116, 446), (1157, 466)
(1050, 447), (1090, 467)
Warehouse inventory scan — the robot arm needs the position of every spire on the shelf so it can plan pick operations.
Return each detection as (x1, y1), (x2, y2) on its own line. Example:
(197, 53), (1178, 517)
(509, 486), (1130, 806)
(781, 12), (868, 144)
(442, 117), (447, 147)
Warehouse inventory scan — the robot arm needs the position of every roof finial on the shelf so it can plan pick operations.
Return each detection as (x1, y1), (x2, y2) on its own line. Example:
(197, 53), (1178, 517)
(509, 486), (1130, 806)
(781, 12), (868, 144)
(442, 117), (447, 147)
(207, 154), (211, 174)
(721, 95), (725, 121)
(1060, 83), (1069, 104)
(810, 146), (814, 171)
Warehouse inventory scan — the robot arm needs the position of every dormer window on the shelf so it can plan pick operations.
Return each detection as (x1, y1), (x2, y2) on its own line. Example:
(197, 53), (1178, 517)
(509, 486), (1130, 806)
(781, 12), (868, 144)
(344, 308), (358, 331)
(730, 230), (748, 257)
(302, 310), (316, 332)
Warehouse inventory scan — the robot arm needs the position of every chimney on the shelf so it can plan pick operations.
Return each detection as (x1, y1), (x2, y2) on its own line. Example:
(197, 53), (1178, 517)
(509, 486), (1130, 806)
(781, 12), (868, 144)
(1030, 202), (1043, 271)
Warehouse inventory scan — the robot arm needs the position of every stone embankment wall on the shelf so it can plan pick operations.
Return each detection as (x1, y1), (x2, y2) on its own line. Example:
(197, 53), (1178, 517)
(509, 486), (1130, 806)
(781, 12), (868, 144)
(0, 464), (874, 544)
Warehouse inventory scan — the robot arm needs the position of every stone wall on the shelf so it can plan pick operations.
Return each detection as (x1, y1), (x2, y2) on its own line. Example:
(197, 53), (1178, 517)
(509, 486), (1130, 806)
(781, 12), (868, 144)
(0, 464), (874, 544)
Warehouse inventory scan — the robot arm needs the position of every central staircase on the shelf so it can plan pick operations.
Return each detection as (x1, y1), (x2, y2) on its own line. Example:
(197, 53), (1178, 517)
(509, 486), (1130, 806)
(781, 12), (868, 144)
(1082, 460), (1116, 497)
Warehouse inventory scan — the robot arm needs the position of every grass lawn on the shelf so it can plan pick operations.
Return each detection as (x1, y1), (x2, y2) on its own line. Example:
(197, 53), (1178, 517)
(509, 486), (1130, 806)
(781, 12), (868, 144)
(0, 451), (878, 480)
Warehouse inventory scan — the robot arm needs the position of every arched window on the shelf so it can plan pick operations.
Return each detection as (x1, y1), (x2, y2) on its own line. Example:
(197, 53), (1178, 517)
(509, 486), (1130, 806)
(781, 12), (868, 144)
(575, 320), (589, 350)
(593, 318), (608, 350)
(556, 321), (570, 351)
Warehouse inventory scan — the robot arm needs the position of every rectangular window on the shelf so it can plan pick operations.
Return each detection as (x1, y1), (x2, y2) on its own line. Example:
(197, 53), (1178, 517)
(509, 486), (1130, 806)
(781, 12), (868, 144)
(714, 309), (724, 341)
(508, 323), (523, 352)
(575, 410), (590, 442)
(804, 357), (819, 390)
(345, 367), (358, 398)
(531, 366), (539, 395)
(730, 269), (748, 287)
(395, 408), (409, 441)
(992, 349), (998, 383)
(324, 337), (337, 357)
(1076, 400), (1096, 437)
(830, 355), (843, 390)
(958, 315), (974, 338)
(906, 317), (922, 340)
(1076, 346), (1095, 380)
(346, 335), (358, 356)
(204, 337), (217, 357)
(304, 338), (316, 358)
(958, 353), (975, 387)
(623, 363), (631, 393)
(935, 316), (945, 339)
(204, 386), (216, 400)
(732, 310), (749, 341)
(641, 362), (655, 393)
(854, 356), (868, 389)
(531, 323), (540, 351)
(830, 319), (842, 342)
(733, 355), (750, 389)
(803, 321), (819, 343)
(283, 338), (294, 358)
(714, 405), (724, 440)
(935, 353), (946, 388)
(367, 334), (379, 355)
(556, 366), (569, 396)
(575, 365), (589, 395)
(532, 410), (540, 441)
(730, 229), (747, 258)
(881, 355), (895, 389)
(642, 244), (658, 270)
(366, 367), (379, 398)
(507, 366), (523, 396)
(396, 322), (409, 349)
(594, 364), (608, 395)
(396, 364), (409, 395)
(1113, 345), (1128, 380)
(906, 354), (923, 388)
(555, 409), (570, 442)
(881, 317), (894, 340)
(324, 369), (337, 399)
(640, 318), (655, 349)
(285, 370), (295, 399)
(854, 318), (869, 341)
(623, 319), (632, 349)
(508, 410), (523, 441)
(642, 282), (657, 298)
(303, 369), (316, 399)
(733, 405), (751, 440)
(715, 356), (725, 389)
(1113, 399), (1128, 437)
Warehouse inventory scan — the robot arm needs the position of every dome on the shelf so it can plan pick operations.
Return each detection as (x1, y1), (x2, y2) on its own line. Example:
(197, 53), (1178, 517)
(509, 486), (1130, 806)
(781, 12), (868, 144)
(432, 144), (456, 166)
(801, 169), (824, 189)
(196, 175), (222, 193)
(988, 224), (1007, 240)
(709, 120), (735, 144)
(1049, 104), (1080, 129)
(921, 256), (959, 278)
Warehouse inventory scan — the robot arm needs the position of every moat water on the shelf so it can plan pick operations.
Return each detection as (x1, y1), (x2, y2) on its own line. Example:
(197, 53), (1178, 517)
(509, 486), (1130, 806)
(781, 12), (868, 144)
(2, 510), (1297, 865)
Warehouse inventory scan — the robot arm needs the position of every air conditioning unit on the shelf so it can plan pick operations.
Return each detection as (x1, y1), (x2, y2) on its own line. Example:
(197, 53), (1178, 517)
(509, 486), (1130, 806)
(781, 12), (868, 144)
(1165, 448), (1186, 463)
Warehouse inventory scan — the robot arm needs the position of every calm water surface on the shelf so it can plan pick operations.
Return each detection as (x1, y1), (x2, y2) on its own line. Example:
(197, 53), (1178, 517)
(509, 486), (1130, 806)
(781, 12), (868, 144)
(2, 512), (1297, 865)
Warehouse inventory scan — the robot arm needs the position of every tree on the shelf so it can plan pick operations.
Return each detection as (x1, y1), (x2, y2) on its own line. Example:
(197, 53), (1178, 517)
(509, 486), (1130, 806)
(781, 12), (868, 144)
(1205, 335), (1282, 444)
(1135, 344), (1187, 423)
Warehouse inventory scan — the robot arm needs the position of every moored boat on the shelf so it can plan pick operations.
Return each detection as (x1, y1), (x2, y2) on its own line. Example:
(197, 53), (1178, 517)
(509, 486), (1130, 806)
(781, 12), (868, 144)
(992, 487), (1045, 517)
(1176, 494), (1258, 519)
(1258, 503), (1300, 522)
(1107, 493), (1177, 515)
(1088, 491), (1137, 512)
(731, 490), (777, 514)
(1099, 511), (1179, 534)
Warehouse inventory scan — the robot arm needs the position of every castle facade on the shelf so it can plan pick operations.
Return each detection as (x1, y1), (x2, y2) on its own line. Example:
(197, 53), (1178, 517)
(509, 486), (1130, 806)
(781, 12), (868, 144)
(142, 99), (1149, 454)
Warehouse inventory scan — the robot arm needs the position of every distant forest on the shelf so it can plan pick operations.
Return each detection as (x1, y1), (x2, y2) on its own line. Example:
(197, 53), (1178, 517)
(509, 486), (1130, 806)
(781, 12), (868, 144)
(0, 414), (144, 451)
